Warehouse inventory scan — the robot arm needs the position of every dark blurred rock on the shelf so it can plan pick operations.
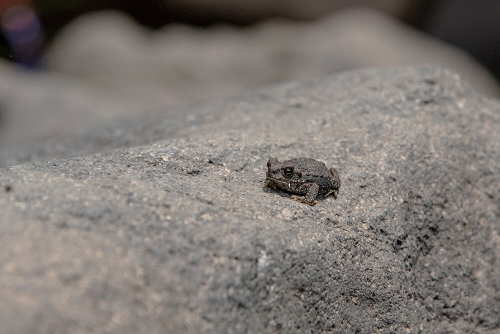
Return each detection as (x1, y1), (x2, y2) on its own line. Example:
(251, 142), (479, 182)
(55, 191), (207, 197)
(421, 0), (500, 81)
(1, 66), (499, 333)
(161, 0), (430, 25)
(2, 1), (431, 66)
(32, 0), (430, 31)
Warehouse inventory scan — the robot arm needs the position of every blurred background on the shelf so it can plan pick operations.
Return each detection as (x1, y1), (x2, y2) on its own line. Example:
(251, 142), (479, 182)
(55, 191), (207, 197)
(0, 0), (499, 162)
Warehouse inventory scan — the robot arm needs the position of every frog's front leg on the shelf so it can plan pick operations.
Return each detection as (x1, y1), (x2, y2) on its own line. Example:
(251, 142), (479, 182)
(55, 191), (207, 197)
(291, 183), (319, 206)
(263, 180), (277, 190)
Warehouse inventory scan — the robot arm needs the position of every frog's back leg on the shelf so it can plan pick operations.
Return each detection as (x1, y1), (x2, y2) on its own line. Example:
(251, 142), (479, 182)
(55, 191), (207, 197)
(291, 183), (319, 206)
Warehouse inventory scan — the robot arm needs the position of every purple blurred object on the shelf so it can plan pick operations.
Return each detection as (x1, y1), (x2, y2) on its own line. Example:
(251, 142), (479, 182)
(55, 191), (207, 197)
(1, 4), (43, 68)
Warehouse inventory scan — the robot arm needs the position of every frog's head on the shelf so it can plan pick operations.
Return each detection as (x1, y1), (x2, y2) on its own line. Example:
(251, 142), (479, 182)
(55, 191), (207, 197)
(266, 158), (302, 187)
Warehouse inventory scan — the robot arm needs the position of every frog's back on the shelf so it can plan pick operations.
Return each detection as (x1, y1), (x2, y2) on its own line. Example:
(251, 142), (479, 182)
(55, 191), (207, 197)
(289, 158), (332, 194)
(289, 157), (328, 174)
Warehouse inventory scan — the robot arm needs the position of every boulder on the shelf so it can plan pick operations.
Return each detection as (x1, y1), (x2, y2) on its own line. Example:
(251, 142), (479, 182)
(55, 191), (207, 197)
(1, 66), (499, 333)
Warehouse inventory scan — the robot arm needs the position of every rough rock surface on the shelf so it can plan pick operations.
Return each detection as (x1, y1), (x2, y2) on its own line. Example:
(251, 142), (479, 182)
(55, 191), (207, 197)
(1, 66), (500, 333)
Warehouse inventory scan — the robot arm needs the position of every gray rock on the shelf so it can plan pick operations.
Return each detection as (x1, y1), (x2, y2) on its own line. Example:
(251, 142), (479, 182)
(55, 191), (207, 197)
(0, 59), (137, 151)
(1, 66), (499, 333)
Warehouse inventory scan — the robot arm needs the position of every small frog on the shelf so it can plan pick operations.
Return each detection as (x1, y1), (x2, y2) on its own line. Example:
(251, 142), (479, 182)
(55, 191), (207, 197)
(264, 157), (340, 206)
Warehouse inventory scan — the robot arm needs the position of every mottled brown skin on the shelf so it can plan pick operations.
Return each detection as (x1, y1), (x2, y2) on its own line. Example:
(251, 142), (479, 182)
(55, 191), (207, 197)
(264, 157), (340, 206)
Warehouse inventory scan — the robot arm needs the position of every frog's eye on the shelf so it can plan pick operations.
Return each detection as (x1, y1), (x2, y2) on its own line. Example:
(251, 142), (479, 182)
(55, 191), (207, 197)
(284, 167), (294, 177)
